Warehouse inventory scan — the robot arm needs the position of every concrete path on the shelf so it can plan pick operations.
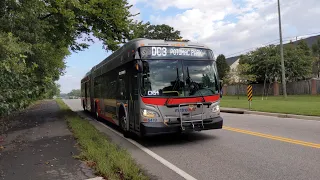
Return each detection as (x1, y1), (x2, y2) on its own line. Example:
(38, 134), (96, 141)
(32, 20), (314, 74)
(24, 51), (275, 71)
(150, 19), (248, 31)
(0, 100), (95, 180)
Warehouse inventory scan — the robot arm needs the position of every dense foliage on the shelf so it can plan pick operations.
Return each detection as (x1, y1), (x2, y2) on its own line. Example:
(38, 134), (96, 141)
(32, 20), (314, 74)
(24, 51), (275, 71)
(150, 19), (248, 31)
(224, 63), (257, 85)
(0, 0), (183, 117)
(143, 23), (182, 39)
(312, 38), (320, 78)
(216, 54), (230, 80)
(0, 33), (34, 116)
(238, 41), (313, 83)
(127, 21), (182, 40)
(67, 89), (81, 97)
(0, 0), (135, 117)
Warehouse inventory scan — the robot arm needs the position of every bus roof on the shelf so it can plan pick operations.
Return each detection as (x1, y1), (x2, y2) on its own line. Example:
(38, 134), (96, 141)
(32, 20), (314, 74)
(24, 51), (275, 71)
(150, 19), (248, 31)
(81, 38), (212, 80)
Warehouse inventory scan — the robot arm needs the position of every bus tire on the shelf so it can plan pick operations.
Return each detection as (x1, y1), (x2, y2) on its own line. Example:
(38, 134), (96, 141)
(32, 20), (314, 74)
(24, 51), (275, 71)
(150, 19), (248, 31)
(119, 113), (130, 138)
(94, 103), (99, 120)
(82, 101), (86, 111)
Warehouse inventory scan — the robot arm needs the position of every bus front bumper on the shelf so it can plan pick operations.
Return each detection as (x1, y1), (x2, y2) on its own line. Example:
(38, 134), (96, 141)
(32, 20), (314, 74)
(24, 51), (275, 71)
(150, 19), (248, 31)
(140, 116), (223, 136)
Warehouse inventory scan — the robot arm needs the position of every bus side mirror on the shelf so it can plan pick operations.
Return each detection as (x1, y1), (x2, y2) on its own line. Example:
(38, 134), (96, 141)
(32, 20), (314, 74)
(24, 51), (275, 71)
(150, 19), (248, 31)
(135, 61), (143, 73)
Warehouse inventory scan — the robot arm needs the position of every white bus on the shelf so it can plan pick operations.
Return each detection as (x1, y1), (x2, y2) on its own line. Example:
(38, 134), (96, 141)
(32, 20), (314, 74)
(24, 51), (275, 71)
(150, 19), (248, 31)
(81, 38), (223, 137)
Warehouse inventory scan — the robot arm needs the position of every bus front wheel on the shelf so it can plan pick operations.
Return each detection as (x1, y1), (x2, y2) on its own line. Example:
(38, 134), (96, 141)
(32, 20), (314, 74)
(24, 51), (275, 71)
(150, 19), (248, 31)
(120, 115), (130, 138)
(82, 101), (86, 111)
(94, 103), (99, 120)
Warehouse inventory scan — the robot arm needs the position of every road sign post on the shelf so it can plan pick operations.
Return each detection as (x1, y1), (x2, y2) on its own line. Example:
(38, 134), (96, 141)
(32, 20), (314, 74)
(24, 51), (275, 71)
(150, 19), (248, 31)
(247, 85), (253, 110)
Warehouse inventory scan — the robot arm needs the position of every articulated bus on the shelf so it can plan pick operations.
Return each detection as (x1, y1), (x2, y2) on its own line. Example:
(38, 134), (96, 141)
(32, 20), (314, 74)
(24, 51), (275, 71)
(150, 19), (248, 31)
(81, 38), (223, 137)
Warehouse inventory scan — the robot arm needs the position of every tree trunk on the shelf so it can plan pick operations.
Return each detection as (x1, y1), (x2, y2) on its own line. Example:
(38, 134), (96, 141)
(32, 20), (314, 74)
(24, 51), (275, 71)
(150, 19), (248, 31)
(267, 81), (271, 100)
(262, 73), (267, 100)
(237, 84), (240, 99)
(318, 55), (320, 78)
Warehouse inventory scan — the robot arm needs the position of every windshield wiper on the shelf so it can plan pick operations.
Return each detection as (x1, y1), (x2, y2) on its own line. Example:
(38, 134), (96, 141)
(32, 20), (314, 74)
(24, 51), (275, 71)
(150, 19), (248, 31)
(165, 68), (180, 106)
(186, 67), (205, 102)
(213, 71), (220, 94)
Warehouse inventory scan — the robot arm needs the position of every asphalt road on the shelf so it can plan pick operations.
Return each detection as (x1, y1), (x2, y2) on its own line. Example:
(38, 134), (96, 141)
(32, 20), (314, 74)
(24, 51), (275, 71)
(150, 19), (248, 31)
(64, 99), (320, 180)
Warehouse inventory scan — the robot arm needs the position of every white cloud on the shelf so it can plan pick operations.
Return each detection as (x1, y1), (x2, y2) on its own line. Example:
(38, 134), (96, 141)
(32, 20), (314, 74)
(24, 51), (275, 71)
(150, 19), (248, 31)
(128, 0), (146, 5)
(58, 0), (320, 92)
(148, 0), (235, 11)
(148, 0), (320, 57)
(129, 5), (142, 21)
(128, 0), (146, 21)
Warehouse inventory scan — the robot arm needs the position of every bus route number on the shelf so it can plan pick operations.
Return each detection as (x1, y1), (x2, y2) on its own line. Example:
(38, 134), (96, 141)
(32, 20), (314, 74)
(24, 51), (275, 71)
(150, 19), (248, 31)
(152, 47), (167, 57)
(148, 90), (159, 96)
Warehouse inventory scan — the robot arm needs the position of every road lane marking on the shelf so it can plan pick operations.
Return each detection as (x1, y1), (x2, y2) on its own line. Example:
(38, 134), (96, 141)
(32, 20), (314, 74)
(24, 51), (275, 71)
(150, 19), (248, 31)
(220, 112), (320, 123)
(223, 126), (320, 149)
(97, 121), (197, 180)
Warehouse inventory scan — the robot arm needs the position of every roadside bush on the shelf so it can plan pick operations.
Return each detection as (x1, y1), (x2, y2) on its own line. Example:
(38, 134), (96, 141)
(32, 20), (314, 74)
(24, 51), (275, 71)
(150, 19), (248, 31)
(0, 32), (39, 117)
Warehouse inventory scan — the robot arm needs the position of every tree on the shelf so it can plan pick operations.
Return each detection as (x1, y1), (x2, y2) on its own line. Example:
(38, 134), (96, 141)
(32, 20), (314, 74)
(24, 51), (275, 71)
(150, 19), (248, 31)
(0, 0), (138, 116)
(297, 40), (311, 56)
(237, 63), (257, 84)
(144, 24), (182, 39)
(0, 0), (182, 117)
(128, 22), (182, 40)
(126, 21), (150, 40)
(285, 41), (313, 81)
(312, 38), (320, 78)
(224, 63), (256, 98)
(1, 0), (137, 51)
(239, 43), (313, 83)
(0, 32), (35, 116)
(44, 82), (61, 99)
(226, 63), (256, 84)
(68, 89), (81, 97)
(239, 45), (280, 83)
(216, 54), (230, 80)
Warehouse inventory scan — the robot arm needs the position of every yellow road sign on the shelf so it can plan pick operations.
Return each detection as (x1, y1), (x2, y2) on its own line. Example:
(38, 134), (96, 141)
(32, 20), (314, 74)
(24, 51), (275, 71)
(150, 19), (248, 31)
(247, 85), (253, 101)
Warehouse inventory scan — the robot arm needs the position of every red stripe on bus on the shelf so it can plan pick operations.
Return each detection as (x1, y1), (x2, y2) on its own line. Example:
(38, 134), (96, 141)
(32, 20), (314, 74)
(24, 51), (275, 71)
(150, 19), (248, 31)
(141, 95), (220, 106)
(91, 98), (117, 124)
(100, 113), (117, 124)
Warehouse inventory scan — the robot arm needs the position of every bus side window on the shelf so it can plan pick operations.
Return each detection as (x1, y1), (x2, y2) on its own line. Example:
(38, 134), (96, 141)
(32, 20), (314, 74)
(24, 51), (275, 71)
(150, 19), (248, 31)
(110, 80), (116, 99)
(118, 78), (126, 99)
(134, 75), (139, 96)
(102, 74), (109, 99)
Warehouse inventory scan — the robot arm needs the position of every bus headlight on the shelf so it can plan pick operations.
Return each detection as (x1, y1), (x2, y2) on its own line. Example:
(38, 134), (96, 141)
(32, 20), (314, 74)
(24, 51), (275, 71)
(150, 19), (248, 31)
(212, 105), (220, 113)
(141, 109), (160, 118)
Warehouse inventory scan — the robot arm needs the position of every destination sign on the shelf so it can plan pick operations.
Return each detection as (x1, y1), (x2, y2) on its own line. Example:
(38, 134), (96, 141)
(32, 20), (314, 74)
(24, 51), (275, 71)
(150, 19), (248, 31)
(140, 46), (213, 60)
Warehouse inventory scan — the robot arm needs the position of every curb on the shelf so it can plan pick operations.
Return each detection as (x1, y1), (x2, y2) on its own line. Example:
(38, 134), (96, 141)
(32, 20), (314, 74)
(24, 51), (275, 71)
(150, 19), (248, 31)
(86, 177), (104, 180)
(220, 108), (246, 114)
(220, 108), (320, 121)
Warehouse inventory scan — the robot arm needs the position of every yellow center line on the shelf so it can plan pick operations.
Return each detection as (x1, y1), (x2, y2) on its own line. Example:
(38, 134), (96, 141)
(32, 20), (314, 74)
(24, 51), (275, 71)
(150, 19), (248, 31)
(223, 126), (320, 149)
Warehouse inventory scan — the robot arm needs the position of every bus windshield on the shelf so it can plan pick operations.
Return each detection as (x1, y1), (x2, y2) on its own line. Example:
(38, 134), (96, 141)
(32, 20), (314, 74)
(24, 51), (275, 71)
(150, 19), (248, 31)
(141, 59), (219, 97)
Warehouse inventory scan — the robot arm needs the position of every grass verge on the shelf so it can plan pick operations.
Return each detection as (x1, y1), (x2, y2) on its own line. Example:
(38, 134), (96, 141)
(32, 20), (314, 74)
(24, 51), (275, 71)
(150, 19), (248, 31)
(220, 95), (320, 116)
(55, 99), (149, 180)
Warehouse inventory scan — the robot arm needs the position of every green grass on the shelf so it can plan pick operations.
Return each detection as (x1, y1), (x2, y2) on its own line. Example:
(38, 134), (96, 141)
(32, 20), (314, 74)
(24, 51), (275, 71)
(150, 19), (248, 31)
(220, 95), (320, 116)
(56, 99), (149, 180)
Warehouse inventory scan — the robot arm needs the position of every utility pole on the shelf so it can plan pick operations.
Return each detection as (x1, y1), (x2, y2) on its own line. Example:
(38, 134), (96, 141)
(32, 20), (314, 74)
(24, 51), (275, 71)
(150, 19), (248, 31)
(277, 0), (287, 98)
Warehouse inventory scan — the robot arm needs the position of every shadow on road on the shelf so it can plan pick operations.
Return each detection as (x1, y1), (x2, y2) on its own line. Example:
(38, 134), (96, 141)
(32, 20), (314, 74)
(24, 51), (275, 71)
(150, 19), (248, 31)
(1, 100), (62, 135)
(79, 110), (218, 148)
(137, 132), (218, 148)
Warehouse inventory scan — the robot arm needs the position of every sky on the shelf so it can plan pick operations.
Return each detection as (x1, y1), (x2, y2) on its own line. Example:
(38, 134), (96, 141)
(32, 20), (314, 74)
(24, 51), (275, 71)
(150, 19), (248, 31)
(57, 0), (320, 93)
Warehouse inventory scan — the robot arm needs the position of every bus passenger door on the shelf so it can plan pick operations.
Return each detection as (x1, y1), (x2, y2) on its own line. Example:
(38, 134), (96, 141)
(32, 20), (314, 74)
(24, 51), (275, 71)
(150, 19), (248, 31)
(84, 82), (87, 108)
(86, 81), (92, 111)
(128, 71), (140, 132)
(85, 82), (89, 109)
